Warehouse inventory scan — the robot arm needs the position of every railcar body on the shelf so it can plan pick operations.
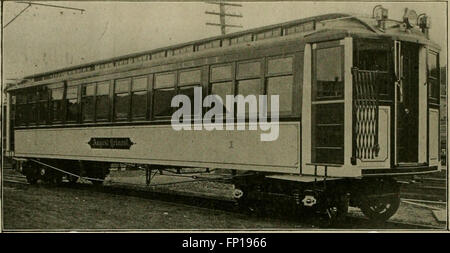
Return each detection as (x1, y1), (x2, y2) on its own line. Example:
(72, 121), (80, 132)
(4, 8), (443, 221)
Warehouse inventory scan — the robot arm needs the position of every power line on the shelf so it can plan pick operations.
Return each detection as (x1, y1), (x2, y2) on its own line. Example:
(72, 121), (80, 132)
(205, 1), (243, 35)
(3, 3), (32, 29)
(3, 1), (85, 29)
(15, 1), (85, 12)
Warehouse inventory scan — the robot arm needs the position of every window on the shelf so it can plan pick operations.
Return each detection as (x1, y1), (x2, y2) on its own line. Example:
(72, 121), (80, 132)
(152, 51), (166, 59)
(236, 61), (261, 117)
(16, 93), (27, 126)
(314, 47), (343, 100)
(230, 34), (252, 45)
(237, 79), (261, 118)
(358, 50), (388, 71)
(81, 84), (95, 122)
(178, 69), (202, 117)
(356, 41), (391, 97)
(96, 81), (110, 121)
(256, 28), (281, 40)
(211, 82), (233, 105)
(179, 69), (201, 85)
(266, 56), (294, 114)
(50, 86), (64, 123)
(312, 44), (344, 164)
(197, 40), (221, 51)
(237, 61), (261, 79)
(173, 45), (194, 56)
(155, 72), (175, 88)
(267, 57), (293, 75)
(211, 65), (232, 82)
(284, 21), (314, 35)
(26, 89), (39, 125)
(428, 51), (439, 101)
(131, 76), (148, 119)
(210, 64), (234, 116)
(66, 85), (78, 122)
(154, 72), (176, 117)
(267, 76), (293, 113)
(37, 87), (49, 124)
(237, 79), (260, 97)
(114, 79), (130, 120)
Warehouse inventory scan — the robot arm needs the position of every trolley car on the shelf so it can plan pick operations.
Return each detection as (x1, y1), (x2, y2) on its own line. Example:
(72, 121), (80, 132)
(3, 6), (443, 221)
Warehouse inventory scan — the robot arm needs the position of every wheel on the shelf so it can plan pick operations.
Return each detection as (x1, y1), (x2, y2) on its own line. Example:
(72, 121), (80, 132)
(26, 175), (38, 185)
(83, 162), (109, 186)
(50, 175), (63, 185)
(67, 175), (78, 184)
(359, 192), (400, 222)
(235, 187), (265, 216)
(326, 194), (350, 224)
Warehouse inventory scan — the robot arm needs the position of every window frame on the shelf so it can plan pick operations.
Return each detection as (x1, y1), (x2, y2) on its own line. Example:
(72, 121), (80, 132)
(265, 55), (295, 116)
(15, 92), (27, 126)
(354, 39), (392, 101)
(49, 83), (65, 124)
(179, 68), (202, 87)
(209, 63), (235, 120)
(177, 68), (203, 119)
(26, 88), (39, 126)
(235, 59), (263, 119)
(427, 49), (440, 105)
(236, 60), (262, 80)
(266, 55), (294, 77)
(36, 86), (49, 125)
(311, 41), (345, 164)
(210, 63), (233, 83)
(94, 80), (111, 122)
(114, 78), (132, 121)
(153, 71), (176, 119)
(131, 75), (149, 120)
(65, 84), (79, 124)
(312, 44), (345, 101)
(81, 82), (96, 123)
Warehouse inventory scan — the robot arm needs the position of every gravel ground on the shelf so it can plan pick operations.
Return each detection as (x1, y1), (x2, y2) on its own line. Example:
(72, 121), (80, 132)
(106, 169), (234, 200)
(107, 169), (447, 228)
(3, 168), (447, 229)
(2, 181), (312, 230)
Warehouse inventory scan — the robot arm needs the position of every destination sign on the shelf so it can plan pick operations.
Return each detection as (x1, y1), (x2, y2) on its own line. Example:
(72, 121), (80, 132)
(88, 137), (134, 150)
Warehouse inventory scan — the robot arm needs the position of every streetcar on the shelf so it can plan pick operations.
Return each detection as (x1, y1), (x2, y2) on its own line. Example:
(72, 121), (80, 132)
(3, 6), (443, 222)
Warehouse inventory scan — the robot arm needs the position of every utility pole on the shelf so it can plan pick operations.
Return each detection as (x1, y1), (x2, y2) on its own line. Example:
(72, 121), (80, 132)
(205, 1), (243, 35)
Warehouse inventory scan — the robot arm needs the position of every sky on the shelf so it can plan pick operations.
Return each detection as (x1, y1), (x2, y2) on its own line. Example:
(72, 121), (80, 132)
(1, 1), (448, 83)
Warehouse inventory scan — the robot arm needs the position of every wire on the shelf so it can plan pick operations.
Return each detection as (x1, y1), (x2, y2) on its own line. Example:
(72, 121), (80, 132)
(3, 4), (32, 29)
(4, 1), (86, 29)
(15, 1), (85, 13)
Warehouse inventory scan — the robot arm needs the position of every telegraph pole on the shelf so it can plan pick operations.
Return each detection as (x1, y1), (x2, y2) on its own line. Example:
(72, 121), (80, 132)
(205, 1), (243, 35)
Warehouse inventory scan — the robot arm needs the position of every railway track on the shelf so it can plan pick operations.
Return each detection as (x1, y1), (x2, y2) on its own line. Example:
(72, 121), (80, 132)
(3, 172), (445, 230)
(3, 174), (29, 184)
